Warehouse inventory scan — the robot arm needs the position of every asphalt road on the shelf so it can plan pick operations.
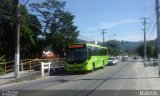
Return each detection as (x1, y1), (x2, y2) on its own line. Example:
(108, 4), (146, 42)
(0, 59), (153, 96)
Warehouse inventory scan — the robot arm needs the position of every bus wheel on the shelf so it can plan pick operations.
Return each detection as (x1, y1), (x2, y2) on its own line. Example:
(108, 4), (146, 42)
(92, 63), (95, 72)
(102, 61), (105, 68)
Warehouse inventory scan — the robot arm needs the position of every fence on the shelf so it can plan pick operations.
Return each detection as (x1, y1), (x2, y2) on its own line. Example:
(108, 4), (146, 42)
(0, 58), (65, 74)
(0, 58), (65, 83)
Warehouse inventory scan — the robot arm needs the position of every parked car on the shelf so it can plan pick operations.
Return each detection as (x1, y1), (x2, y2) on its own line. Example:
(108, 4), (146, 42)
(108, 57), (118, 65)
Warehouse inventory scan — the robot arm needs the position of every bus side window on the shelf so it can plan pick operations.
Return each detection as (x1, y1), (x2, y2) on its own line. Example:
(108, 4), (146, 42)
(88, 47), (91, 59)
(93, 47), (98, 56)
(106, 49), (108, 55)
(88, 49), (91, 55)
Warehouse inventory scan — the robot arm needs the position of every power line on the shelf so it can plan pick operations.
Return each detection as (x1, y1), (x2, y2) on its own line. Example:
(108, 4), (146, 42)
(139, 0), (156, 41)
(146, 9), (156, 40)
(147, 23), (157, 40)
(147, 15), (155, 32)
(70, 8), (154, 14)
(146, 8), (156, 33)
(140, 0), (154, 21)
(141, 0), (148, 18)
(67, 6), (154, 14)
(139, 0), (156, 42)
(71, 7), (154, 10)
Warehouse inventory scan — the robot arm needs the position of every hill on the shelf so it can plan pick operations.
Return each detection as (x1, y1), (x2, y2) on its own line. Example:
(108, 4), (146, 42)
(78, 39), (143, 54)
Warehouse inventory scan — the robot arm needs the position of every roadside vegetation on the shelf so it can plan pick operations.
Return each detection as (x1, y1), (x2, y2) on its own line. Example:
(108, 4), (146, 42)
(136, 40), (157, 58)
(0, 0), (79, 61)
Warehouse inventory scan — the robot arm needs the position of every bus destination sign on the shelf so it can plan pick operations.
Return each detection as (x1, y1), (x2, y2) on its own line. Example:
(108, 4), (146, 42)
(68, 45), (84, 48)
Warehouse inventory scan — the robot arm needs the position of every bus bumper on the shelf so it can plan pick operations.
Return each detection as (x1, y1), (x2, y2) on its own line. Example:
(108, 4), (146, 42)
(65, 65), (89, 72)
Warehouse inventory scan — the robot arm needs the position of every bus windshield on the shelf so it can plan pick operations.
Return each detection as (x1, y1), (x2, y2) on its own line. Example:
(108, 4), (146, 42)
(66, 48), (87, 64)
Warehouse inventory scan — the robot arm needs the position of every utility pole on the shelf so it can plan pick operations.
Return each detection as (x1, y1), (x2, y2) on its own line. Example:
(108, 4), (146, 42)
(155, 0), (160, 77)
(100, 29), (107, 46)
(14, 0), (20, 78)
(141, 18), (149, 67)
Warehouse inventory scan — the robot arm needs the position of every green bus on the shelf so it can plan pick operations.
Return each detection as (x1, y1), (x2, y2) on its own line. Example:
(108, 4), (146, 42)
(65, 43), (108, 72)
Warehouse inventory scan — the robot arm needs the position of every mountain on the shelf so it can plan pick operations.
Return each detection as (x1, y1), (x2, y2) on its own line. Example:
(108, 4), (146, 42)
(77, 39), (143, 52)
(77, 39), (102, 44)
(122, 41), (143, 51)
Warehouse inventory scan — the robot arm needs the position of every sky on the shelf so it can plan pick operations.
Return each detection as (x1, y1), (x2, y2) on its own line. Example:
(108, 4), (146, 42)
(21, 0), (156, 42)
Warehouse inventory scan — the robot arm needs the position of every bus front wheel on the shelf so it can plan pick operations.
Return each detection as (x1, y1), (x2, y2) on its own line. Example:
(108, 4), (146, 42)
(102, 61), (105, 68)
(92, 63), (95, 72)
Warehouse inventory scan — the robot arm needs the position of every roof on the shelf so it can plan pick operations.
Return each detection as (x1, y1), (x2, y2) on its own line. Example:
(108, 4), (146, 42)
(86, 43), (107, 49)
(68, 43), (107, 49)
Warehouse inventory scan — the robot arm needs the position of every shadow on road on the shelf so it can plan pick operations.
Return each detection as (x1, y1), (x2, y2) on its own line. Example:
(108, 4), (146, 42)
(77, 76), (159, 81)
(49, 67), (104, 76)
(50, 70), (88, 76)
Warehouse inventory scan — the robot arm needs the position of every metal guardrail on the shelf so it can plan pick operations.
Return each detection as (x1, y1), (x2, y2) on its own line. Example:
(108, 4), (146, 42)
(0, 58), (66, 84)
(0, 58), (66, 75)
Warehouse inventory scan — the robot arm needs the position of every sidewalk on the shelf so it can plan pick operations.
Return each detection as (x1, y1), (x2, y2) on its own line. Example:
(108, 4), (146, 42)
(144, 65), (160, 89)
(0, 70), (40, 85)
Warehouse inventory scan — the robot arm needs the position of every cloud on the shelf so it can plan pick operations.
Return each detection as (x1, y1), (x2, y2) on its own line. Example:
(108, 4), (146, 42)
(86, 19), (139, 31)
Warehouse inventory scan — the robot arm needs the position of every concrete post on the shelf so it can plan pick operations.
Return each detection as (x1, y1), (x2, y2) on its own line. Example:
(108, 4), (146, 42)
(150, 58), (153, 66)
(41, 62), (44, 77)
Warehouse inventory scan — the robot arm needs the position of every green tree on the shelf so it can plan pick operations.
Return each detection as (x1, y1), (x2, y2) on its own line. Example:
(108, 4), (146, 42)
(0, 0), (17, 60)
(49, 11), (79, 57)
(30, 0), (79, 57)
(30, 0), (65, 36)
(20, 12), (43, 58)
(28, 14), (43, 58)
(137, 44), (143, 57)
(107, 46), (120, 56)
(104, 40), (121, 56)
(105, 40), (121, 49)
(0, 0), (42, 60)
(136, 42), (155, 58)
